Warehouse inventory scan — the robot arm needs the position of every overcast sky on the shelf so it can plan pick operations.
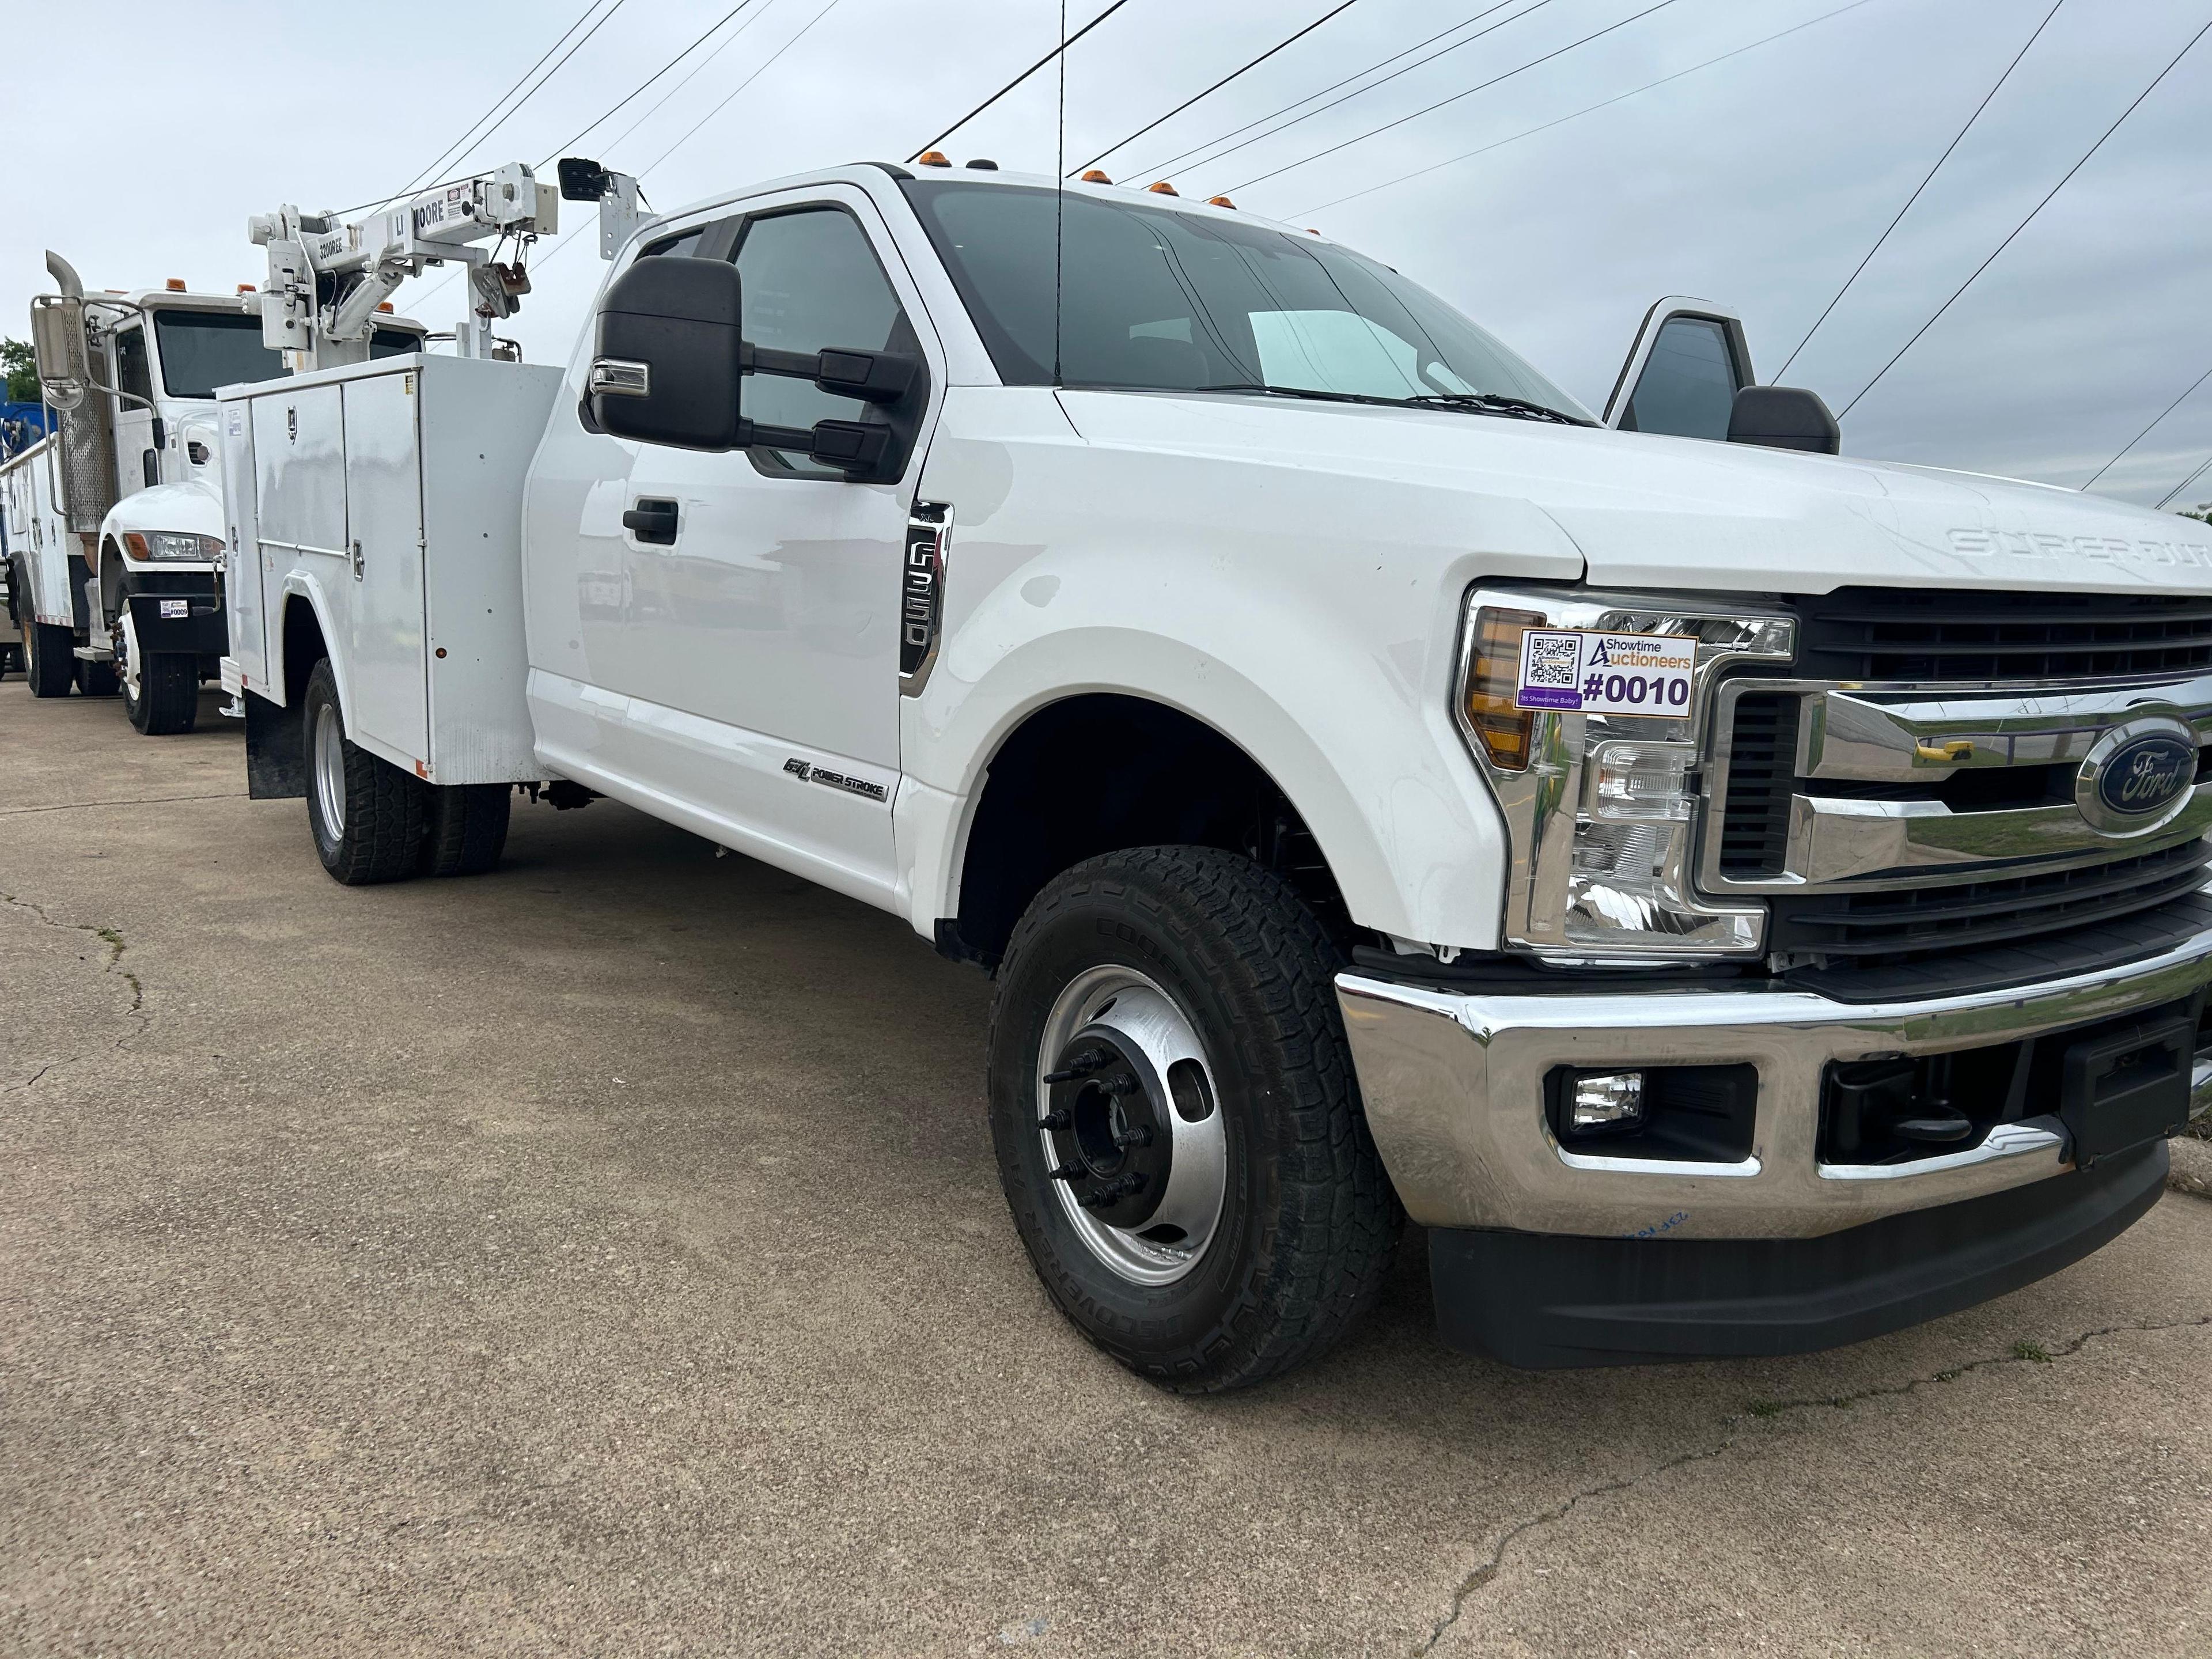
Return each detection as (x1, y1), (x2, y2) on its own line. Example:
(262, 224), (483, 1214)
(6, 0), (2207, 508)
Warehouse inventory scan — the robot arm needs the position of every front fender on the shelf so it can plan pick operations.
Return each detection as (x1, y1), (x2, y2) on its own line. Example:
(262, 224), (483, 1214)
(100, 479), (224, 558)
(903, 390), (1589, 950)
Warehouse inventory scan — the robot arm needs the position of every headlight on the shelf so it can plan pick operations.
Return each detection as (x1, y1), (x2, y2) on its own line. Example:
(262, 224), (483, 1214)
(1457, 587), (1795, 962)
(122, 531), (224, 563)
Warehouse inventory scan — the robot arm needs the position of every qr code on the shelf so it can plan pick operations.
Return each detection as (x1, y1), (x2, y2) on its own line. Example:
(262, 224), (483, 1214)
(1524, 634), (1580, 688)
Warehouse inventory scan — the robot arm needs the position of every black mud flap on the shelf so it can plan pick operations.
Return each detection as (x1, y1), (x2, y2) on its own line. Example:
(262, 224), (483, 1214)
(244, 690), (306, 800)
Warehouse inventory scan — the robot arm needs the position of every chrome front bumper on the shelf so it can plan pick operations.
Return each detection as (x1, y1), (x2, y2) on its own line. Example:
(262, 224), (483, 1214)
(1336, 926), (2212, 1241)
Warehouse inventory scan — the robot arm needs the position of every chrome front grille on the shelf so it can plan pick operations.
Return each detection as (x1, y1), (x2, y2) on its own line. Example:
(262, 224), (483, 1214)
(1703, 590), (2212, 982)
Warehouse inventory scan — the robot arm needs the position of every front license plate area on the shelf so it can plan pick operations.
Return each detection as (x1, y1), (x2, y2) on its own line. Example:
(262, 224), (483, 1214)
(2059, 1012), (2194, 1163)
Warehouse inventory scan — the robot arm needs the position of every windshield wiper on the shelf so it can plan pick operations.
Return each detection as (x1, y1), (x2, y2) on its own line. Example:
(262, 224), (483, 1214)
(1403, 391), (1590, 426)
(1193, 383), (1410, 408)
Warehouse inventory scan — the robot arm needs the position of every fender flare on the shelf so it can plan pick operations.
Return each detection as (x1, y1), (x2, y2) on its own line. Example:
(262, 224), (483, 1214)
(270, 573), (350, 716)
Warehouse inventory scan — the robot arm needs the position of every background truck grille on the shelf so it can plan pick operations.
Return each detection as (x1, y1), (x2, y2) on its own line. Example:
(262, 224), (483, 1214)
(1767, 838), (2212, 964)
(1795, 588), (2212, 685)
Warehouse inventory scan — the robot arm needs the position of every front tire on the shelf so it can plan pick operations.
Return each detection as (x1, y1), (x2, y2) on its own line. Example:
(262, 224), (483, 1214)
(987, 847), (1401, 1392)
(120, 611), (199, 734)
(303, 658), (423, 885)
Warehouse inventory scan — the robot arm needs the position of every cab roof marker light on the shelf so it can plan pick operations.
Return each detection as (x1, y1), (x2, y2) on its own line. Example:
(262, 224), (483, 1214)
(1147, 181), (1179, 195)
(916, 151), (953, 168)
(1081, 169), (1113, 184)
(1206, 195), (1236, 209)
(165, 278), (186, 291)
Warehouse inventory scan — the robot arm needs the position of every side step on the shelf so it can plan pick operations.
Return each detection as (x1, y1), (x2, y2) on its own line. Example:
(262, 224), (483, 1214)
(71, 644), (114, 662)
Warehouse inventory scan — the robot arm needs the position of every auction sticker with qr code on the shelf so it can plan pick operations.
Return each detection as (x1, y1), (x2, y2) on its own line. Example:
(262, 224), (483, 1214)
(1515, 629), (1695, 715)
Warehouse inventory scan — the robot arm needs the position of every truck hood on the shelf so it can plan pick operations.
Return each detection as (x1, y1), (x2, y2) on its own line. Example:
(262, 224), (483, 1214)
(1055, 390), (2212, 597)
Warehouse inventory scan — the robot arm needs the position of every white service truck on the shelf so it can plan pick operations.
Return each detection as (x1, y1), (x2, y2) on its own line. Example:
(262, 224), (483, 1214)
(1, 255), (421, 732)
(225, 158), (2212, 1390)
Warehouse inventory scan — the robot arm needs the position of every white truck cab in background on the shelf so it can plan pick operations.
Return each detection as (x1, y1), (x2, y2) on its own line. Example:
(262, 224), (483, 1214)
(1, 252), (422, 732)
(226, 160), (2212, 1391)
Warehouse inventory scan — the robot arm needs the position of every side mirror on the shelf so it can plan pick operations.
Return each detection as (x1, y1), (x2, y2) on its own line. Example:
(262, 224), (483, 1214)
(589, 256), (746, 450)
(1728, 385), (1840, 456)
(29, 296), (87, 411)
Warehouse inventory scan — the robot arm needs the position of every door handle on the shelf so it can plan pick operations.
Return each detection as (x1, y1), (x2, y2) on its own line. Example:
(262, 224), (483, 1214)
(623, 498), (679, 546)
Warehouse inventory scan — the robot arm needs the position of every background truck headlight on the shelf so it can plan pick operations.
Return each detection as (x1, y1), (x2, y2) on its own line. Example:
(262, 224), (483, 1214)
(1457, 587), (1796, 962)
(122, 531), (224, 563)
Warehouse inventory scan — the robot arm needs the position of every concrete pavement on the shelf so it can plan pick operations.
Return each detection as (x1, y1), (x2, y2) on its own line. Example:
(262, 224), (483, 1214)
(2, 676), (2207, 1657)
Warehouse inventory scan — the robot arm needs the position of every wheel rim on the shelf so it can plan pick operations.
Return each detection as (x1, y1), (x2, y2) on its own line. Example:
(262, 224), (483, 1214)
(1036, 965), (1227, 1286)
(118, 611), (141, 703)
(312, 703), (347, 841)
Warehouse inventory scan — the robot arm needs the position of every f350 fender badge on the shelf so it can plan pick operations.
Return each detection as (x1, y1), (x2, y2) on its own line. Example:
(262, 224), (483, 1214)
(783, 757), (889, 802)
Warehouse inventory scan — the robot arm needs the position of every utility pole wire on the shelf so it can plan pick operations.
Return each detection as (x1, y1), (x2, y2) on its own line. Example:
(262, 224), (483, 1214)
(1294, 0), (1884, 218)
(1776, 0), (2063, 382)
(907, 0), (1137, 162)
(1133, 1), (1530, 183)
(1075, 0), (1367, 173)
(539, 0), (774, 164)
(2083, 359), (2212, 490)
(2154, 449), (2212, 512)
(636, 0), (849, 177)
(1227, 0), (1681, 195)
(1839, 14), (2211, 420)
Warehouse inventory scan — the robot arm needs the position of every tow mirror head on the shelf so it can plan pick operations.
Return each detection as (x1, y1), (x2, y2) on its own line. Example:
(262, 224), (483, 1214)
(588, 256), (745, 451)
(1728, 385), (1840, 456)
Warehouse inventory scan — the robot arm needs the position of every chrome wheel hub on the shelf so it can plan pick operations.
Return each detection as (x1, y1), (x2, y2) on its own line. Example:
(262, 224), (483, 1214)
(118, 611), (141, 702)
(1036, 967), (1226, 1286)
(312, 703), (347, 840)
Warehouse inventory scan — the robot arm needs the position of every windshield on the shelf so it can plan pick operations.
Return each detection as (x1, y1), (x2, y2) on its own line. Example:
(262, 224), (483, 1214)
(901, 179), (1589, 420)
(150, 310), (422, 399)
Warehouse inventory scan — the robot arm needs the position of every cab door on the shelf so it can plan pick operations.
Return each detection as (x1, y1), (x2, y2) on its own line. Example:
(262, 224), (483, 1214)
(1602, 297), (1755, 441)
(111, 321), (160, 494)
(555, 184), (943, 908)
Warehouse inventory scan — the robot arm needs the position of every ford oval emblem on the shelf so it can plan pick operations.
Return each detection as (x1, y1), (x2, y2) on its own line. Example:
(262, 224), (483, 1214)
(2094, 732), (2195, 819)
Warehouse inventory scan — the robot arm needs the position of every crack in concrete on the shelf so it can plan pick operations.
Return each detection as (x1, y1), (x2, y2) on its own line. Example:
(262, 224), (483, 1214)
(1412, 1313), (2212, 1654)
(0, 790), (247, 818)
(2, 889), (152, 1088)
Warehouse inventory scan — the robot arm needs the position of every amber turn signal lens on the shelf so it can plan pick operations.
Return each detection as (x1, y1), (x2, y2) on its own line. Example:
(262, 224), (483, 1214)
(1465, 606), (1543, 771)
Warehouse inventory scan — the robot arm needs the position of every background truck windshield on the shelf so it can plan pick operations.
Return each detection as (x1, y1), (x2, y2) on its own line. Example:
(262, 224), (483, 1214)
(902, 179), (1588, 419)
(150, 310), (421, 399)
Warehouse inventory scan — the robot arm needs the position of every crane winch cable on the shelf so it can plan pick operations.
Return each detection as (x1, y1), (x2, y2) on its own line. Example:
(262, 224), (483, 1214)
(1072, 0), (1367, 174)
(1126, 1), (1532, 184)
(1292, 0), (1884, 218)
(906, 0), (1138, 162)
(1775, 0), (2065, 382)
(1226, 0), (1681, 195)
(1838, 13), (2212, 420)
(2085, 358), (2212, 490)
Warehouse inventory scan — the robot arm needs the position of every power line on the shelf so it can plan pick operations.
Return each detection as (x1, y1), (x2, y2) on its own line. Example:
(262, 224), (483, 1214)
(584, 1), (784, 161)
(907, 0), (1138, 162)
(371, 0), (609, 213)
(537, 0), (774, 165)
(1775, 0), (2063, 382)
(1074, 0), (1366, 174)
(636, 0), (850, 176)
(1227, 0), (1682, 195)
(2155, 451), (2212, 511)
(1131, 1), (1532, 183)
(2082, 358), (2212, 490)
(1838, 14), (2211, 419)
(385, 0), (634, 214)
(1294, 0), (1884, 218)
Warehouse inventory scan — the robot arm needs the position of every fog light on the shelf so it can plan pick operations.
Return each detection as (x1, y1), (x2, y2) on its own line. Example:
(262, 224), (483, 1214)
(1569, 1071), (1646, 1135)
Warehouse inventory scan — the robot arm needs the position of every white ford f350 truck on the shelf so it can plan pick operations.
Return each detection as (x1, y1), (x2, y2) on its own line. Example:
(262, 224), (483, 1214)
(224, 160), (2212, 1389)
(2, 254), (422, 732)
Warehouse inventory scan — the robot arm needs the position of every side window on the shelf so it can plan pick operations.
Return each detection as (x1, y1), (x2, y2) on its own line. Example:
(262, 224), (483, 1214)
(1620, 316), (1744, 441)
(641, 227), (707, 259)
(732, 206), (906, 476)
(114, 325), (154, 404)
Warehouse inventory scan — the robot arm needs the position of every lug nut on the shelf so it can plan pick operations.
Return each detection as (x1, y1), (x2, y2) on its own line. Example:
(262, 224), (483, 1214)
(1036, 1108), (1071, 1132)
(1043, 1048), (1112, 1085)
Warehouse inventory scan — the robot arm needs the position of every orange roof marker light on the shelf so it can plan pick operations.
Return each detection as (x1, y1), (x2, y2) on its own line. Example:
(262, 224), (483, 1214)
(376, 301), (395, 313)
(1080, 169), (1113, 184)
(1147, 181), (1179, 196)
(1206, 195), (1236, 209)
(237, 283), (256, 294)
(1306, 228), (1323, 236)
(916, 151), (952, 168)
(165, 278), (187, 291)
